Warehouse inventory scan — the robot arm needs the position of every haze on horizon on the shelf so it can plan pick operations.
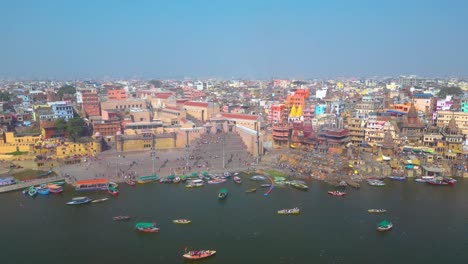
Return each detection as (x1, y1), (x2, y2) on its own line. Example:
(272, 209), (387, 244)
(1, 0), (467, 79)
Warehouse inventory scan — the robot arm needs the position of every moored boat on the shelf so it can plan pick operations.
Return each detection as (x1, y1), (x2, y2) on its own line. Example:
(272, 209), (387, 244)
(290, 182), (308, 191)
(328, 191), (346, 196)
(66, 197), (93, 205)
(208, 178), (227, 184)
(444, 177), (457, 184)
(277, 207), (300, 215)
(368, 209), (387, 213)
(421, 176), (435, 180)
(173, 219), (191, 224)
(186, 179), (204, 188)
(137, 175), (159, 184)
(91, 197), (109, 203)
(223, 171), (231, 178)
(36, 188), (49, 195)
(377, 220), (393, 231)
(135, 222), (159, 233)
(250, 175), (266, 181)
(173, 177), (181, 184)
(113, 215), (131, 221)
(260, 184), (272, 188)
(414, 178), (427, 183)
(426, 180), (450, 186)
(48, 185), (63, 194)
(245, 188), (256, 193)
(388, 176), (406, 181)
(183, 250), (216, 260)
(233, 176), (242, 184)
(125, 179), (136, 186)
(28, 187), (37, 197)
(368, 179), (386, 187)
(108, 187), (119, 196)
(218, 188), (228, 200)
(109, 182), (118, 188)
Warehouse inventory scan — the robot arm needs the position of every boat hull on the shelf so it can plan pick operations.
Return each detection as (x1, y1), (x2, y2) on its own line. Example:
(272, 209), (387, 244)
(183, 250), (216, 260)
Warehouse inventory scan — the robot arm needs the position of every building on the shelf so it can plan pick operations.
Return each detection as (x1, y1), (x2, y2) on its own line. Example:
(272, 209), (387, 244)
(0, 132), (42, 154)
(34, 107), (55, 121)
(436, 111), (468, 136)
(286, 89), (309, 108)
(183, 101), (219, 122)
(48, 101), (74, 120)
(101, 99), (147, 111)
(107, 88), (127, 100)
(440, 116), (464, 157)
(80, 88), (100, 117)
(400, 102), (425, 144)
(267, 105), (285, 124)
(93, 121), (122, 140)
(347, 118), (365, 145)
(220, 113), (263, 131)
(413, 93), (434, 114)
(461, 100), (468, 113)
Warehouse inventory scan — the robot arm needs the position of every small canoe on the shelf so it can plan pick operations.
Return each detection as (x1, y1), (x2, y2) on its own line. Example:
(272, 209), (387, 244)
(368, 209), (387, 213)
(277, 207), (300, 215)
(173, 219), (191, 224)
(291, 182), (308, 191)
(48, 187), (63, 194)
(250, 175), (266, 181)
(91, 197), (109, 203)
(183, 250), (216, 260)
(113, 216), (131, 221)
(377, 220), (393, 231)
(50, 181), (65, 186)
(37, 188), (49, 195)
(245, 188), (256, 193)
(218, 188), (228, 200)
(233, 176), (242, 184)
(135, 222), (159, 233)
(328, 191), (346, 196)
(66, 197), (93, 205)
(260, 184), (272, 188)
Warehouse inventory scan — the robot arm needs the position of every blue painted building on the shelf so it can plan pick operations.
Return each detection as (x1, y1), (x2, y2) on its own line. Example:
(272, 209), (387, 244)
(315, 105), (327, 115)
(48, 101), (74, 120)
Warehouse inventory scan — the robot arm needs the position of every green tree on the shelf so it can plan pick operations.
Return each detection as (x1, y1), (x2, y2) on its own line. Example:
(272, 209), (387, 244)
(57, 85), (76, 100)
(67, 117), (84, 142)
(437, 86), (463, 98)
(55, 118), (67, 133)
(149, 80), (163, 87)
(0, 91), (11, 101)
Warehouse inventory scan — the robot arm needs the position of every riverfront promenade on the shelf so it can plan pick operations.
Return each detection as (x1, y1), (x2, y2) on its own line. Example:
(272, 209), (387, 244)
(0, 175), (65, 193)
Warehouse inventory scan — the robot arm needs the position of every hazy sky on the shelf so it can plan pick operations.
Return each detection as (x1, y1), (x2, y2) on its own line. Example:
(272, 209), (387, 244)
(1, 0), (467, 79)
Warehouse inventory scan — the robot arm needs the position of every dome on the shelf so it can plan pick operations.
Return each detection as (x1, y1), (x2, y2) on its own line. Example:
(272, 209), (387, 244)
(94, 132), (101, 137)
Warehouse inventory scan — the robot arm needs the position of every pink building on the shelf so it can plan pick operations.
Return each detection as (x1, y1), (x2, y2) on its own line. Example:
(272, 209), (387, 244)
(267, 104), (285, 124)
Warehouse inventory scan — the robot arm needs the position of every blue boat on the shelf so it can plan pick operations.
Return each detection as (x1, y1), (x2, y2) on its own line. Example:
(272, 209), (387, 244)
(66, 197), (93, 205)
(36, 188), (49, 195)
(388, 176), (406, 181)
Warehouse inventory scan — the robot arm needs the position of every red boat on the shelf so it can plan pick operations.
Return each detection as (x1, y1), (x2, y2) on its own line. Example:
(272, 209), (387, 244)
(108, 188), (119, 196)
(126, 180), (136, 186)
(183, 250), (216, 260)
(328, 191), (346, 196)
(427, 180), (450, 186)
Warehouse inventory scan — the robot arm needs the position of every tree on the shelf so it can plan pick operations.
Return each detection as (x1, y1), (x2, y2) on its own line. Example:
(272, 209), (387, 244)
(437, 86), (463, 98)
(57, 85), (76, 100)
(0, 91), (11, 101)
(55, 118), (67, 133)
(67, 117), (84, 142)
(149, 80), (163, 87)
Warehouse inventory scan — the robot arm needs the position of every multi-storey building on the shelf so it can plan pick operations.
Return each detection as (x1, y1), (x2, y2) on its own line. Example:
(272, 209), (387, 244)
(107, 88), (128, 100)
(78, 88), (100, 117)
(400, 102), (425, 144)
(101, 99), (147, 111)
(436, 111), (468, 136)
(48, 101), (74, 120)
(461, 100), (468, 113)
(347, 118), (365, 145)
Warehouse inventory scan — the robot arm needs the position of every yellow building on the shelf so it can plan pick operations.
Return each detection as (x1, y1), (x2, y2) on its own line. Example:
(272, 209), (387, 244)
(183, 101), (219, 122)
(437, 111), (468, 136)
(0, 132), (42, 154)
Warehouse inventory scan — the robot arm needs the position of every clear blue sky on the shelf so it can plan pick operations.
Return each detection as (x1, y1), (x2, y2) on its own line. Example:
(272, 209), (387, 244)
(1, 0), (467, 79)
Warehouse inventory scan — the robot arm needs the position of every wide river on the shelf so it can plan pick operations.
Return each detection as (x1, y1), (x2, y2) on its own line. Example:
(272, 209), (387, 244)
(1, 176), (467, 264)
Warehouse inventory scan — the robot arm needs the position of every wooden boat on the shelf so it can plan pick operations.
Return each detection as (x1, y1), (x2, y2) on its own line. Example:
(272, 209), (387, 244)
(368, 180), (386, 187)
(173, 219), (191, 224)
(183, 250), (216, 260)
(260, 184), (272, 188)
(277, 207), (300, 215)
(377, 220), (393, 231)
(36, 188), (49, 195)
(421, 176), (435, 180)
(426, 180), (450, 186)
(223, 171), (231, 178)
(218, 188), (228, 200)
(135, 222), (159, 233)
(108, 187), (119, 196)
(290, 182), (308, 191)
(113, 216), (131, 221)
(125, 179), (136, 186)
(414, 178), (427, 183)
(250, 175), (266, 181)
(173, 177), (181, 184)
(245, 188), (256, 193)
(186, 182), (204, 188)
(48, 181), (65, 186)
(137, 175), (159, 184)
(109, 182), (119, 188)
(444, 178), (457, 184)
(28, 187), (37, 197)
(388, 176), (406, 181)
(233, 176), (242, 184)
(48, 186), (63, 194)
(66, 197), (93, 205)
(91, 197), (109, 203)
(208, 178), (227, 184)
(368, 209), (387, 213)
(328, 191), (346, 196)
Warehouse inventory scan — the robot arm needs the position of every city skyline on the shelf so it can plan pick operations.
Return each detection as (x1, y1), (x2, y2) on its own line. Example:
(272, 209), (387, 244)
(2, 0), (468, 79)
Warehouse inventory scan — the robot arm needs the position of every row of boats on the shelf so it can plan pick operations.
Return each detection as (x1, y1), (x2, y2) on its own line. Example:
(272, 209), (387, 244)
(368, 176), (458, 186)
(22, 181), (65, 197)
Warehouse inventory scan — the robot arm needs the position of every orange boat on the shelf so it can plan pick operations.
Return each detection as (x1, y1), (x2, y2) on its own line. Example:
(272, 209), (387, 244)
(183, 250), (216, 260)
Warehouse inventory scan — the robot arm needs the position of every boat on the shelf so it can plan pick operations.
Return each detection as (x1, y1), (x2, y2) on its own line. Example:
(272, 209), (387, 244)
(28, 187), (37, 197)
(368, 180), (386, 187)
(91, 197), (109, 203)
(245, 188), (256, 193)
(377, 220), (393, 231)
(260, 184), (272, 188)
(113, 216), (131, 221)
(444, 178), (457, 184)
(290, 182), (308, 191)
(233, 176), (242, 184)
(135, 222), (159, 233)
(66, 197), (93, 205)
(186, 182), (204, 188)
(49, 181), (65, 186)
(22, 188), (28, 195)
(250, 175), (266, 181)
(427, 180), (450, 186)
(125, 179), (136, 186)
(218, 188), (228, 200)
(328, 191), (346, 196)
(233, 172), (239, 176)
(36, 188), (49, 195)
(48, 186), (63, 194)
(414, 178), (427, 183)
(421, 176), (435, 180)
(108, 187), (119, 196)
(173, 219), (191, 224)
(388, 176), (406, 181)
(173, 177), (180, 184)
(183, 250), (216, 260)
(277, 207), (300, 215)
(109, 182), (119, 188)
(207, 178), (227, 184)
(223, 171), (231, 178)
(368, 209), (387, 213)
(137, 175), (159, 184)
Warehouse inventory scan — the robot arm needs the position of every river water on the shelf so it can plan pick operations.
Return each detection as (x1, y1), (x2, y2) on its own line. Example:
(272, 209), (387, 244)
(1, 176), (467, 264)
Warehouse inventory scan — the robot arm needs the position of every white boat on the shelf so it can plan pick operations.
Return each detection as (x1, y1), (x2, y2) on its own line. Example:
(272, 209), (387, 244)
(421, 176), (435, 180)
(66, 197), (93, 205)
(91, 197), (109, 203)
(251, 175), (266, 181)
(368, 179), (386, 187)
(414, 178), (427, 183)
